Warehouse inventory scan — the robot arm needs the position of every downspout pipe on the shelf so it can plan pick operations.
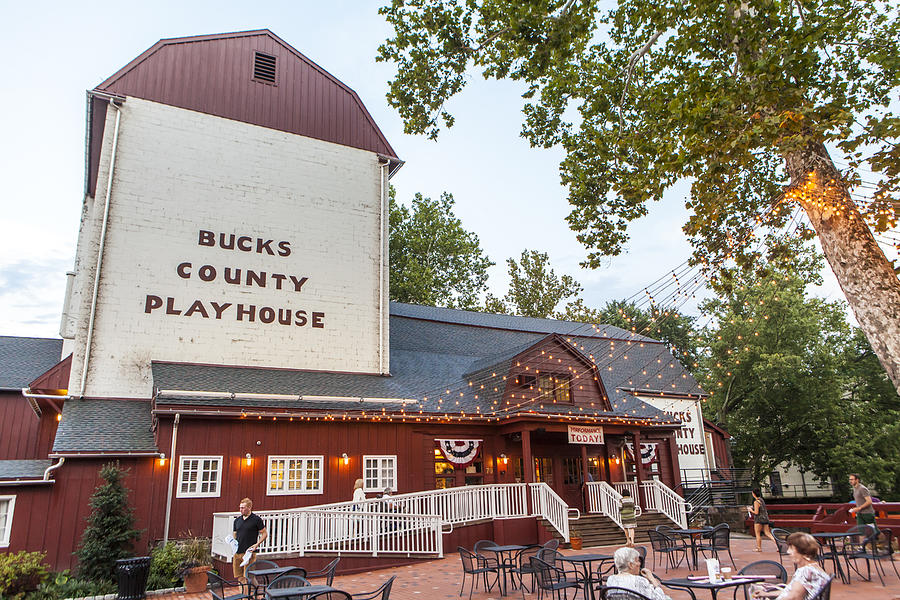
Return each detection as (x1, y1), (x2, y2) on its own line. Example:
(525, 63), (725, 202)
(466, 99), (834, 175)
(163, 413), (180, 544)
(43, 457), (65, 481)
(79, 98), (123, 398)
(378, 159), (389, 375)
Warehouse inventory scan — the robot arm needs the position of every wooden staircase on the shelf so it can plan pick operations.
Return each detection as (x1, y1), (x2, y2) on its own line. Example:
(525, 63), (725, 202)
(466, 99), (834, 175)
(541, 511), (676, 548)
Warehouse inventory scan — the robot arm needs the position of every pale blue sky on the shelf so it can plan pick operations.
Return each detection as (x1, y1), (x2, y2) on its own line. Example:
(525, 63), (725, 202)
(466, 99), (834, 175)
(0, 1), (848, 337)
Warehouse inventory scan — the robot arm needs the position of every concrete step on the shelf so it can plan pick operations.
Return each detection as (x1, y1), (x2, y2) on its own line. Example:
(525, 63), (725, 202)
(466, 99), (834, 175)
(540, 511), (680, 547)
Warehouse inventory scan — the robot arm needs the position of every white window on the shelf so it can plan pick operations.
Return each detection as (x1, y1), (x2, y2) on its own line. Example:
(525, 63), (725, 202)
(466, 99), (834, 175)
(363, 455), (397, 492)
(177, 456), (223, 498)
(267, 456), (323, 495)
(0, 496), (14, 547)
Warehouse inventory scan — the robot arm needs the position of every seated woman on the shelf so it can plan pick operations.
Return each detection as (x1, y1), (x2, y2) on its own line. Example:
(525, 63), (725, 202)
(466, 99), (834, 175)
(752, 532), (830, 599)
(606, 546), (672, 600)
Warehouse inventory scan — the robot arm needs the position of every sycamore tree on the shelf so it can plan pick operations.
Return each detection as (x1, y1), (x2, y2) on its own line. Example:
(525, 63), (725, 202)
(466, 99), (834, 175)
(699, 249), (900, 493)
(377, 0), (900, 394)
(390, 188), (494, 309)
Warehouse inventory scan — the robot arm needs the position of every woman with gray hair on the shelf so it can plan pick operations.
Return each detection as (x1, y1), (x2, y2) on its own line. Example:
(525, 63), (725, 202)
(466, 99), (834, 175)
(605, 546), (671, 600)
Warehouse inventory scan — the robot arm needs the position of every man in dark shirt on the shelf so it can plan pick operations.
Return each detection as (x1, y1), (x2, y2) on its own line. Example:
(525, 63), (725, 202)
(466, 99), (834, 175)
(233, 497), (268, 582)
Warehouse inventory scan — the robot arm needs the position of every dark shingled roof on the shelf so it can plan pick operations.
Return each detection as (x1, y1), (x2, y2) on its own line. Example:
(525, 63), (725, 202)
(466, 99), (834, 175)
(0, 336), (64, 390)
(52, 400), (158, 454)
(0, 459), (53, 480)
(154, 303), (701, 424)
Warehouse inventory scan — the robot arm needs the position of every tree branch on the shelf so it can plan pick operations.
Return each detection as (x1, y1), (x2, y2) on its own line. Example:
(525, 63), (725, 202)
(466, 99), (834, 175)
(619, 30), (664, 125)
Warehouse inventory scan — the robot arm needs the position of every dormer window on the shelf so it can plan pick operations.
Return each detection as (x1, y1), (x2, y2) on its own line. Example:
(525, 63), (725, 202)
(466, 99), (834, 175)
(538, 373), (572, 403)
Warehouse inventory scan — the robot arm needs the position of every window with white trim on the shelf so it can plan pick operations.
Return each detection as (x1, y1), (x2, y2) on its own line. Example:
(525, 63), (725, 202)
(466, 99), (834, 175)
(0, 495), (15, 547)
(363, 455), (396, 492)
(267, 456), (323, 495)
(177, 456), (222, 498)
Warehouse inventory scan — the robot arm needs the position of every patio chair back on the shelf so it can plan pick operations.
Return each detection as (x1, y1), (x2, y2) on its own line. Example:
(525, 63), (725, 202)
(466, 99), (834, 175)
(737, 560), (786, 600)
(270, 568), (308, 586)
(267, 575), (310, 591)
(808, 576), (833, 600)
(474, 540), (499, 553)
(633, 545), (647, 569)
(515, 545), (542, 573)
(598, 585), (655, 600)
(307, 591), (352, 600)
(208, 570), (248, 600)
(542, 539), (560, 551)
(646, 529), (672, 552)
(530, 557), (568, 591)
(709, 523), (730, 550)
(351, 576), (396, 600)
(251, 559), (280, 570)
(772, 528), (790, 556)
(308, 558), (341, 586)
(458, 547), (482, 574)
(537, 547), (559, 567)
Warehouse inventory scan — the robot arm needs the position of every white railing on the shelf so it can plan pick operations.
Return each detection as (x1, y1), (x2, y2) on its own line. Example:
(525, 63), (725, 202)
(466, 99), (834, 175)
(529, 483), (578, 542)
(612, 481), (639, 500)
(212, 483), (572, 559)
(585, 481), (641, 530)
(642, 480), (691, 528)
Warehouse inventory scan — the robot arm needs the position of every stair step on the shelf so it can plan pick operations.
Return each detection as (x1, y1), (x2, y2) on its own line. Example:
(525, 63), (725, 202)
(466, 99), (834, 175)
(539, 511), (682, 547)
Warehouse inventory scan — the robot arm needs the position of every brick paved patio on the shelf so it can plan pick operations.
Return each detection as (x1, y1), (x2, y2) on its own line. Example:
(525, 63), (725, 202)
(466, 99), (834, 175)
(160, 536), (900, 600)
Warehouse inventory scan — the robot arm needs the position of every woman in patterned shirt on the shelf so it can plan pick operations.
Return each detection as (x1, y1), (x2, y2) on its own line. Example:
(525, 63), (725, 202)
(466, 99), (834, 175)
(606, 546), (672, 600)
(751, 532), (830, 599)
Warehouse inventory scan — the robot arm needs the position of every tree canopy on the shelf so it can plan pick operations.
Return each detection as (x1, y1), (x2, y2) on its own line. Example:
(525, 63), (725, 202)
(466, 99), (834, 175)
(389, 188), (494, 309)
(378, 0), (900, 393)
(485, 249), (583, 318)
(699, 250), (900, 495)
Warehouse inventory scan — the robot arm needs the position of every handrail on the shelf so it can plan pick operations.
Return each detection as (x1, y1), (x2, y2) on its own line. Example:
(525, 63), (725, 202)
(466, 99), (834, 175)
(586, 481), (625, 530)
(643, 480), (691, 528)
(212, 482), (573, 558)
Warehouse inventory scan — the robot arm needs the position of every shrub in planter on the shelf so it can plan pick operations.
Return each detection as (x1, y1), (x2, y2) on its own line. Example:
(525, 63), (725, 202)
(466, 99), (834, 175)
(569, 531), (583, 550)
(147, 542), (187, 591)
(0, 551), (49, 597)
(177, 537), (212, 594)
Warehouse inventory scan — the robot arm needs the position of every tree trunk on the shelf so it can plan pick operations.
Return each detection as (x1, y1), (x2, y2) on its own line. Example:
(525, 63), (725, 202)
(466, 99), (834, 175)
(785, 141), (900, 395)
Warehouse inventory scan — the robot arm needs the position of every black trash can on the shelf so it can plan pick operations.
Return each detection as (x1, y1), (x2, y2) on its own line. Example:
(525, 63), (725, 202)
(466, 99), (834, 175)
(115, 556), (151, 600)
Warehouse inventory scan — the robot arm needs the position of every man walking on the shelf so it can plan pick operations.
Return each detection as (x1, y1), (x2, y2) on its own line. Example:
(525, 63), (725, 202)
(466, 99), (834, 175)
(233, 497), (268, 583)
(848, 474), (878, 531)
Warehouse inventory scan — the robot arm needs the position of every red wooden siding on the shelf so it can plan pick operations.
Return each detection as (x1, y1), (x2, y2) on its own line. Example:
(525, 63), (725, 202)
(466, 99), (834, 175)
(502, 337), (612, 413)
(28, 354), (71, 393)
(88, 31), (398, 197)
(0, 392), (58, 459)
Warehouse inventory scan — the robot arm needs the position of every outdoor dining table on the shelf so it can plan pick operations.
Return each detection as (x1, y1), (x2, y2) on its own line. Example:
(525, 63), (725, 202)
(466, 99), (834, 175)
(478, 544), (528, 596)
(661, 575), (768, 600)
(812, 531), (853, 584)
(670, 528), (709, 570)
(559, 553), (613, 600)
(265, 584), (337, 600)
(248, 566), (296, 597)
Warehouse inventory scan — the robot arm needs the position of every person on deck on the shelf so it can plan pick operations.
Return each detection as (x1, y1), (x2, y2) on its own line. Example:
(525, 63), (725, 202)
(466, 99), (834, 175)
(749, 488), (778, 552)
(848, 473), (878, 531)
(619, 489), (637, 547)
(232, 497), (267, 584)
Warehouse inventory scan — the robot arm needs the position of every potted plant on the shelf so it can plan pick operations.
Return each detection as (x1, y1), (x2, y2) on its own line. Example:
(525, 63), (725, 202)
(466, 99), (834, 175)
(569, 530), (583, 551)
(177, 537), (212, 593)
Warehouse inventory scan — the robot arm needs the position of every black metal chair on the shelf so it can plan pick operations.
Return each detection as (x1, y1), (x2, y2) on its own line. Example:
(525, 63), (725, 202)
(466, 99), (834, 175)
(208, 570), (250, 600)
(306, 558), (341, 586)
(307, 592), (352, 600)
(509, 544), (542, 596)
(542, 539), (560, 552)
(597, 586), (655, 600)
(269, 568), (308, 585)
(647, 530), (686, 572)
(264, 575), (310, 600)
(771, 528), (792, 567)
(458, 546), (500, 599)
(846, 528), (900, 585)
(734, 560), (787, 600)
(247, 560), (282, 599)
(697, 523), (736, 569)
(473, 540), (501, 570)
(530, 556), (583, 600)
(351, 575), (396, 600)
(808, 576), (833, 600)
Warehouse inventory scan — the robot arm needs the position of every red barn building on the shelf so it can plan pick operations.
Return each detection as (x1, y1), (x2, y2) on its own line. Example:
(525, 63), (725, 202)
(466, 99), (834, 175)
(0, 30), (728, 571)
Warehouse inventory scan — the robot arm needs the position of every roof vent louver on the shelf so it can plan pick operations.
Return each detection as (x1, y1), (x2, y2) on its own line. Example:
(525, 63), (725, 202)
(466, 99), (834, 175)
(253, 51), (277, 84)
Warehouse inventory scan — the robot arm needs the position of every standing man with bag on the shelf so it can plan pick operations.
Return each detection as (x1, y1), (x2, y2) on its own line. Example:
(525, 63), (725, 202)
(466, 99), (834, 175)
(848, 474), (878, 532)
(233, 498), (268, 583)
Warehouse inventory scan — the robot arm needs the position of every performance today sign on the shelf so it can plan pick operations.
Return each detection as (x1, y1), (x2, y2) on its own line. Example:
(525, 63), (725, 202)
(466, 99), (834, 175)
(567, 425), (604, 445)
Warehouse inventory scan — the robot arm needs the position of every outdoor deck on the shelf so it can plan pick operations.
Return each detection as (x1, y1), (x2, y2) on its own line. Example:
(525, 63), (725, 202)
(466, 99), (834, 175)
(160, 536), (900, 600)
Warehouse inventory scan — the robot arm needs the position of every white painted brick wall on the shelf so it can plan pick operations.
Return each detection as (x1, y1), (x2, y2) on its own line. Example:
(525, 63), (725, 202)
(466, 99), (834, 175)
(68, 98), (389, 399)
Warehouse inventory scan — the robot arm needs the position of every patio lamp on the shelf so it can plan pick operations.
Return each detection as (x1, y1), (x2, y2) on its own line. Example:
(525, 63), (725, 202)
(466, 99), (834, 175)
(342, 453), (349, 466)
(245, 453), (253, 466)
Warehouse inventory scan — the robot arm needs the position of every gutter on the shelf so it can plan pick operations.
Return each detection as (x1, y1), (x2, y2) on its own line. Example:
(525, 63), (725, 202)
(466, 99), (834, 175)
(156, 390), (414, 404)
(43, 457), (65, 480)
(0, 479), (54, 487)
(49, 452), (163, 458)
(21, 388), (65, 415)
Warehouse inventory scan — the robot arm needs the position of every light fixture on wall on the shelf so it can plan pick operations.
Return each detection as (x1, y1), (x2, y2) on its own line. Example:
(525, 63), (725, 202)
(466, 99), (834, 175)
(614, 456), (621, 466)
(341, 453), (349, 466)
(499, 454), (508, 465)
(158, 453), (167, 467)
(245, 453), (253, 467)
